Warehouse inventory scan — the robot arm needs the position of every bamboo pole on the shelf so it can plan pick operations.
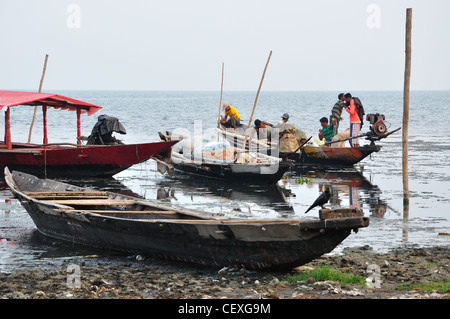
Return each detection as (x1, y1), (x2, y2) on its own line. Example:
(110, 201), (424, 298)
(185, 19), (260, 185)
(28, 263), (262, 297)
(403, 8), (412, 219)
(28, 54), (49, 143)
(217, 63), (224, 128)
(243, 51), (272, 149)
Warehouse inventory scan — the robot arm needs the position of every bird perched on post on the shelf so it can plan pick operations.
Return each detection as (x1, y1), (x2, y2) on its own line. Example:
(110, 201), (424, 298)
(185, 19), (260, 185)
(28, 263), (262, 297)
(305, 187), (331, 214)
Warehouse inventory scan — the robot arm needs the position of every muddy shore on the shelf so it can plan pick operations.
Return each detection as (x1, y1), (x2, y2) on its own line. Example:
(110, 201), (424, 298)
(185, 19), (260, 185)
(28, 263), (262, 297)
(0, 245), (448, 300)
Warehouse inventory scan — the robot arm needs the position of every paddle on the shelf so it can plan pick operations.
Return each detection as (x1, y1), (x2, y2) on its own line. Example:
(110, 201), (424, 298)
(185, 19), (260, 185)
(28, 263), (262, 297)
(243, 51), (272, 150)
(293, 136), (312, 153)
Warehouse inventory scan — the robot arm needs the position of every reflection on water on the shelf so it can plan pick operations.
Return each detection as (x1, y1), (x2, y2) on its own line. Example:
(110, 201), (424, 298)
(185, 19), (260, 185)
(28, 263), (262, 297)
(155, 175), (294, 217)
(284, 167), (388, 218)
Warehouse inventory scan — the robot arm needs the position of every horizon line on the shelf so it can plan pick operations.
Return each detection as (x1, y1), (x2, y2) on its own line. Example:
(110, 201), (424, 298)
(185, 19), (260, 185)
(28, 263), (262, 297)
(3, 88), (449, 93)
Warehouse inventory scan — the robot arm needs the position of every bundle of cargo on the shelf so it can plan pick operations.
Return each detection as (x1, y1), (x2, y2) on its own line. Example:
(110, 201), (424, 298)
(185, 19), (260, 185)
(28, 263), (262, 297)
(200, 146), (269, 164)
(278, 124), (307, 154)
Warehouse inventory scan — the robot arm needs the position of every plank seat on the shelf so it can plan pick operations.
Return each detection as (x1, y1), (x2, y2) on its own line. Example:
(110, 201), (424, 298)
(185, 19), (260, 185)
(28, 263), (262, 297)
(25, 191), (109, 199)
(66, 210), (179, 216)
(47, 199), (137, 206)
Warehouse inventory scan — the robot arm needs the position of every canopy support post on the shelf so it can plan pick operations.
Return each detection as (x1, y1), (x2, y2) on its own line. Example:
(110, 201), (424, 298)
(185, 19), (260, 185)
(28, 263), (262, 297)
(5, 107), (12, 150)
(42, 104), (48, 147)
(77, 108), (81, 145)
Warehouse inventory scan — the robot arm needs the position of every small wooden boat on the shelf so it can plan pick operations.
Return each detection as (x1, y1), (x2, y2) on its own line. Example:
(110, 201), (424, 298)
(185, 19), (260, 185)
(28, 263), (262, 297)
(218, 123), (400, 168)
(281, 127), (400, 168)
(169, 149), (290, 185)
(282, 144), (382, 168)
(5, 167), (370, 270)
(0, 90), (180, 177)
(159, 133), (290, 184)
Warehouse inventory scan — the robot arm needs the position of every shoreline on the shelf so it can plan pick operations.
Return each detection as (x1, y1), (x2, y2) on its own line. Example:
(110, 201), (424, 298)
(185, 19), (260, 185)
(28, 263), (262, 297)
(0, 245), (448, 300)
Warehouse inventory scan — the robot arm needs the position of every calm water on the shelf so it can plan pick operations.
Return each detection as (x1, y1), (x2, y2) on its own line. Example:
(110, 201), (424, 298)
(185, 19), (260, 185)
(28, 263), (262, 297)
(1, 90), (449, 272)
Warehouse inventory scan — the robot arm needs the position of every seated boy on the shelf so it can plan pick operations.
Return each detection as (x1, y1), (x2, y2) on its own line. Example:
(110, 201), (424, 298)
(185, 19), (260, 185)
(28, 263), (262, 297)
(318, 117), (335, 144)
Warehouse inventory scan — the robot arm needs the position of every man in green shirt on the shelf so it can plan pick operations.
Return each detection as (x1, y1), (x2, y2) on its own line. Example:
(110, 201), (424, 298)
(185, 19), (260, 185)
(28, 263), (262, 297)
(319, 117), (335, 144)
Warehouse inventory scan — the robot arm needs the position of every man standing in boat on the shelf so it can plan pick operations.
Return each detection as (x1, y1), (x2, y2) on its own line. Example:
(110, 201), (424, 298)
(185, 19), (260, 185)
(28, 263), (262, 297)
(344, 93), (361, 148)
(220, 103), (241, 128)
(330, 93), (345, 135)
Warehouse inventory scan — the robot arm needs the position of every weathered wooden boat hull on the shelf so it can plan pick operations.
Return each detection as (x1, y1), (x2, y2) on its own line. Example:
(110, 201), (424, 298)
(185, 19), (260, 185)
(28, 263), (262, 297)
(0, 141), (178, 178)
(171, 160), (290, 185)
(282, 145), (382, 167)
(5, 168), (370, 270)
(19, 203), (362, 269)
(168, 146), (290, 184)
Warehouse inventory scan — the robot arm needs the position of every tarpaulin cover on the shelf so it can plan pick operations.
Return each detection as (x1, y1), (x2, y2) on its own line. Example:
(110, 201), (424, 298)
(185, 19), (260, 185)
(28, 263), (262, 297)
(91, 114), (126, 136)
(0, 90), (102, 116)
(87, 115), (126, 145)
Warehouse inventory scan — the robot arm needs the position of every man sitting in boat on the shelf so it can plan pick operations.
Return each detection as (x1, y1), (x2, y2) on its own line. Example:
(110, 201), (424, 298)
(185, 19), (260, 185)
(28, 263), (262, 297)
(220, 103), (241, 128)
(318, 117), (335, 144)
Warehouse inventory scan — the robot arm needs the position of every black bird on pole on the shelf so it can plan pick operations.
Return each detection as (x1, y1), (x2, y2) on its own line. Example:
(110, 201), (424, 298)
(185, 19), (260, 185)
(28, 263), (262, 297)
(305, 187), (331, 214)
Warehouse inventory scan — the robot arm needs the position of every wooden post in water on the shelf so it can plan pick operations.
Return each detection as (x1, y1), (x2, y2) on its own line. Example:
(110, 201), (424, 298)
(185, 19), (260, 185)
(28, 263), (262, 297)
(243, 51), (272, 149)
(217, 63), (224, 128)
(402, 9), (412, 219)
(28, 54), (49, 143)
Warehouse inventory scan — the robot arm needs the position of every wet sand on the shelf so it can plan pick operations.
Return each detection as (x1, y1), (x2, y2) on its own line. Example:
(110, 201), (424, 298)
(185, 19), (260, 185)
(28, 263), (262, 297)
(1, 246), (448, 300)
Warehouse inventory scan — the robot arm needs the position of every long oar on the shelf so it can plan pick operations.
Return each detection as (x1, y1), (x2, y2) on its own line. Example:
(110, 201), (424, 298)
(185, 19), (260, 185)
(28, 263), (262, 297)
(28, 54), (49, 143)
(293, 136), (312, 153)
(243, 51), (272, 149)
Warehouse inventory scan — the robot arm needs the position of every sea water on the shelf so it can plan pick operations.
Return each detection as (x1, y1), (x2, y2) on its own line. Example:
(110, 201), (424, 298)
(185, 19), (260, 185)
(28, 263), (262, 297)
(1, 90), (449, 272)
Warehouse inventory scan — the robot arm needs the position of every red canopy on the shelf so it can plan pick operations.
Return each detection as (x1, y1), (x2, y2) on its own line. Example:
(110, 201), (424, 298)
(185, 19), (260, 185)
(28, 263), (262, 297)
(0, 90), (102, 116)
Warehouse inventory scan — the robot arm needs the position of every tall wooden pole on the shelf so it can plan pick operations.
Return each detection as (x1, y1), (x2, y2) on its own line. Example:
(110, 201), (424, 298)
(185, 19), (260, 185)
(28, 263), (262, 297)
(217, 63), (224, 128)
(243, 50), (272, 149)
(403, 8), (412, 219)
(28, 54), (49, 143)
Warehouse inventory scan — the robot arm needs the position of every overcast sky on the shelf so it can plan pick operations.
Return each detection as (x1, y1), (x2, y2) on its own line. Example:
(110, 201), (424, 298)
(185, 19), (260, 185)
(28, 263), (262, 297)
(1, 0), (449, 91)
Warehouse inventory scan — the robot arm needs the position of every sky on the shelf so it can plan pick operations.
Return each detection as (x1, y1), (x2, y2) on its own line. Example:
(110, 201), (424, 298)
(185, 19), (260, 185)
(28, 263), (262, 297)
(0, 0), (449, 91)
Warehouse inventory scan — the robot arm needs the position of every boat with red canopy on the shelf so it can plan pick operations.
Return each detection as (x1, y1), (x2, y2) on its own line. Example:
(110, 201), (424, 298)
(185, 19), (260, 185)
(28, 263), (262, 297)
(0, 90), (179, 177)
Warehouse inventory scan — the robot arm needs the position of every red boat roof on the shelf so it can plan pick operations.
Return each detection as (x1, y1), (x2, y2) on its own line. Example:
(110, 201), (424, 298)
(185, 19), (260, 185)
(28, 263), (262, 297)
(0, 90), (102, 116)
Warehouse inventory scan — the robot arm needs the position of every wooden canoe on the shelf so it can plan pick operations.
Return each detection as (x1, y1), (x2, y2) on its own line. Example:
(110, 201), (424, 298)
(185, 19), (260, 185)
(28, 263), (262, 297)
(217, 123), (384, 168)
(159, 132), (290, 185)
(282, 144), (382, 168)
(4, 167), (369, 270)
(169, 149), (290, 185)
